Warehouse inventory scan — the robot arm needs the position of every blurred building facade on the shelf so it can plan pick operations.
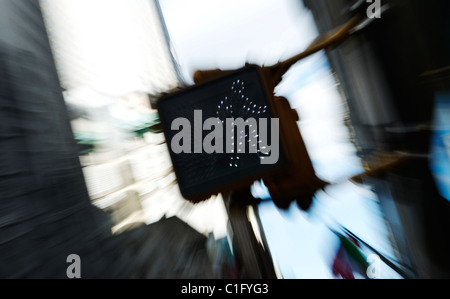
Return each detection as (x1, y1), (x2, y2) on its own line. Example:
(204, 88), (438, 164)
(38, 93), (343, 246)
(38, 0), (229, 239)
(2, 0), (449, 279)
(0, 0), (126, 278)
(40, 0), (182, 96)
(303, 0), (450, 278)
(0, 0), (226, 278)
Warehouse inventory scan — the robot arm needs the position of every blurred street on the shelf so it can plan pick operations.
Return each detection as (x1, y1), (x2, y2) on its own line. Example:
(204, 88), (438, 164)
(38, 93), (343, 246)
(0, 0), (449, 279)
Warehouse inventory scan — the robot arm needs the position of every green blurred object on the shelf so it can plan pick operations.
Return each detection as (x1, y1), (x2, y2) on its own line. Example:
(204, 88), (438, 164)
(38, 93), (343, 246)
(73, 132), (106, 155)
(120, 113), (163, 137)
(337, 233), (368, 270)
(73, 113), (163, 155)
